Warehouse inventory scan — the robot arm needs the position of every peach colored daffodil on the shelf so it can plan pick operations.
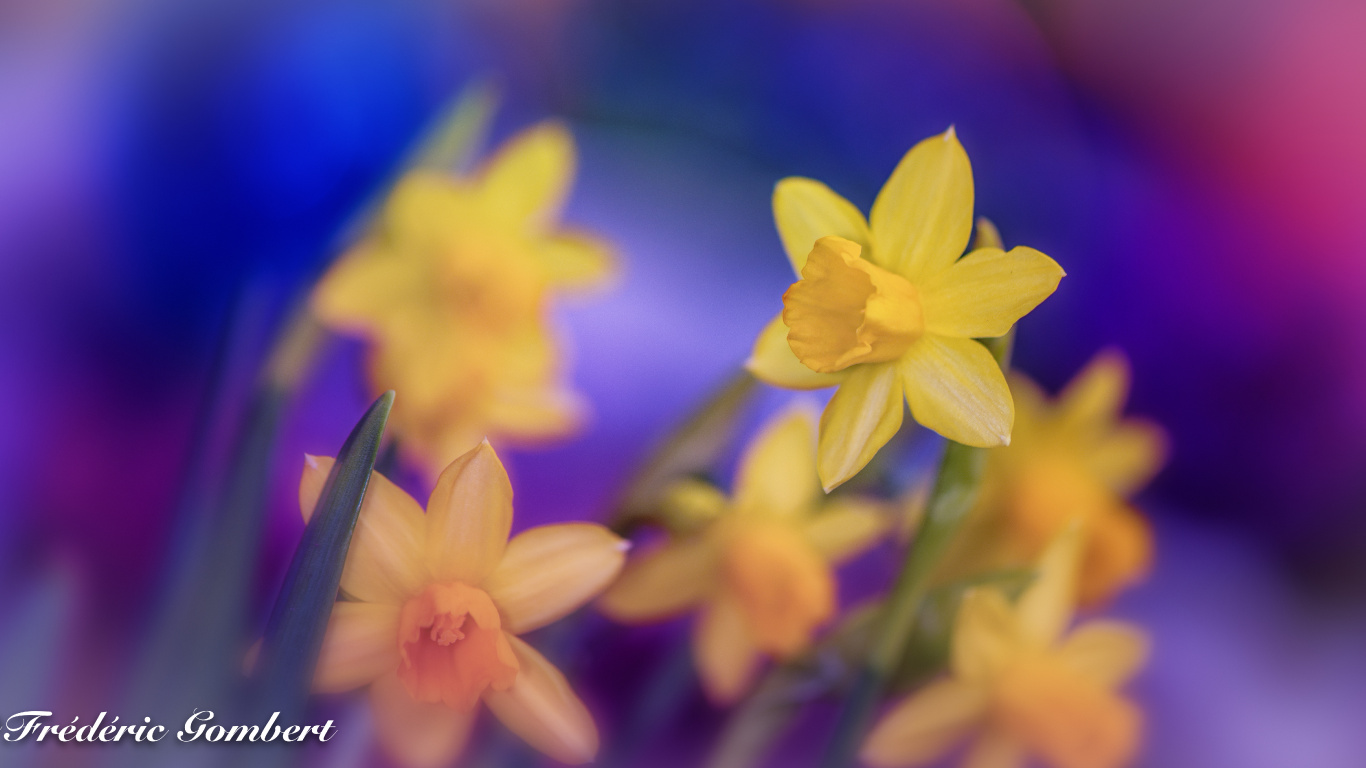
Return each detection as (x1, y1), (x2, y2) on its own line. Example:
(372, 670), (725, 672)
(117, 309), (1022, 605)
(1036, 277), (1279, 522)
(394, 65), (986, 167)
(304, 441), (627, 767)
(747, 129), (1064, 491)
(862, 531), (1149, 768)
(313, 122), (613, 479)
(599, 404), (889, 703)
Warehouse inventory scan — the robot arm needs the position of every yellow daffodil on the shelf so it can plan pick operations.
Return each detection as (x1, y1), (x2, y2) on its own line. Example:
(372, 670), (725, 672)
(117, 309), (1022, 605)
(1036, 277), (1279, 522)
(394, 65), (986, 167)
(313, 122), (613, 478)
(746, 129), (1064, 491)
(862, 531), (1149, 768)
(599, 403), (889, 703)
(303, 440), (628, 767)
(971, 351), (1168, 606)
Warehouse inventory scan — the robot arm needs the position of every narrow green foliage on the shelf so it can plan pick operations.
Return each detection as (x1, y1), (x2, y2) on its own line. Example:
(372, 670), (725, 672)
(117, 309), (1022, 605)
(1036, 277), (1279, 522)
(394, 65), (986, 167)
(250, 391), (394, 719)
(414, 81), (498, 173)
(611, 370), (758, 533)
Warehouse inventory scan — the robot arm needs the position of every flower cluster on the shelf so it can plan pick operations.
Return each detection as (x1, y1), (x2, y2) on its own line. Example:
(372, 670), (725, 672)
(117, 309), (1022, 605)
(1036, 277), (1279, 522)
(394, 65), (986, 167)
(301, 123), (1162, 768)
(313, 122), (613, 479)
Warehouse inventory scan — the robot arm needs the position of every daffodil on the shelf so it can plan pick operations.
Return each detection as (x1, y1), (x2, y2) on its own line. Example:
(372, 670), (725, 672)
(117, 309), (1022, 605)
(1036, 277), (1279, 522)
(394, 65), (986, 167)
(965, 351), (1167, 606)
(862, 531), (1149, 768)
(313, 122), (613, 478)
(599, 403), (889, 703)
(746, 129), (1064, 491)
(303, 440), (627, 767)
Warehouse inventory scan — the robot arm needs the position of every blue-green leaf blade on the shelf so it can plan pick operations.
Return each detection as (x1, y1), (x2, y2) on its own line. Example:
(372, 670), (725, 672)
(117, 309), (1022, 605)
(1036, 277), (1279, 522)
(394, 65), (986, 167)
(251, 390), (394, 717)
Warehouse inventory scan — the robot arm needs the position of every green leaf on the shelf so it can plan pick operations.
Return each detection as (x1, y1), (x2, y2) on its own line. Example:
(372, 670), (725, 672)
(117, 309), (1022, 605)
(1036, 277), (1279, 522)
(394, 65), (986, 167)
(250, 391), (394, 718)
(412, 81), (498, 173)
(611, 370), (757, 532)
(108, 287), (296, 768)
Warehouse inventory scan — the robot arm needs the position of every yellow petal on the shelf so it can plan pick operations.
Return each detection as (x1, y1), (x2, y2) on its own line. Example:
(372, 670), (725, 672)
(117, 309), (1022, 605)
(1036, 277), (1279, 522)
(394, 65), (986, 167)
(477, 121), (575, 230)
(425, 440), (513, 585)
(869, 129), (974, 281)
(693, 593), (761, 704)
(370, 671), (476, 768)
(961, 730), (1026, 768)
(536, 231), (616, 289)
(971, 217), (1003, 251)
(896, 476), (932, 544)
(1088, 420), (1169, 496)
(919, 246), (1064, 339)
(380, 171), (466, 249)
(804, 497), (889, 563)
(746, 313), (847, 390)
(300, 455), (429, 604)
(484, 523), (629, 634)
(1017, 527), (1082, 648)
(1079, 505), (1154, 607)
(484, 634), (599, 765)
(817, 362), (905, 492)
(952, 589), (1020, 684)
(734, 402), (822, 519)
(1056, 350), (1130, 434)
(658, 479), (729, 530)
(314, 602), (401, 693)
(598, 537), (718, 622)
(311, 244), (415, 334)
(992, 657), (1142, 768)
(480, 383), (588, 443)
(1058, 621), (1150, 688)
(860, 679), (988, 767)
(898, 335), (1012, 448)
(1005, 372), (1049, 445)
(772, 177), (872, 274)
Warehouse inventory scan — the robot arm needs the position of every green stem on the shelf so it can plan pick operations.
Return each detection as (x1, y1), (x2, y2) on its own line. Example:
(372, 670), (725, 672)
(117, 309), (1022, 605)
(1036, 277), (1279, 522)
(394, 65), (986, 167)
(816, 332), (1014, 768)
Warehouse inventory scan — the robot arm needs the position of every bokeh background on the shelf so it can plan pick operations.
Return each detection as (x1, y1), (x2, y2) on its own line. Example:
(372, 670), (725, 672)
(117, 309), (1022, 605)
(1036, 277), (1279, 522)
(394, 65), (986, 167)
(2, 0), (1366, 766)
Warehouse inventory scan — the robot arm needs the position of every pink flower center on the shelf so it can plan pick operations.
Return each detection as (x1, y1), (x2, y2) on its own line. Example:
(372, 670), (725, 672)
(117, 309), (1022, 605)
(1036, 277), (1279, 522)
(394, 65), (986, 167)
(396, 582), (520, 712)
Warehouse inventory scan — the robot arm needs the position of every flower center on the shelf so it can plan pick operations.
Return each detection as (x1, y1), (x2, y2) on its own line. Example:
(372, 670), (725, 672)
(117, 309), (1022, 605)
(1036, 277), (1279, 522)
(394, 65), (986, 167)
(721, 523), (834, 657)
(992, 654), (1141, 768)
(782, 236), (923, 373)
(1007, 456), (1151, 605)
(397, 582), (520, 712)
(437, 232), (545, 331)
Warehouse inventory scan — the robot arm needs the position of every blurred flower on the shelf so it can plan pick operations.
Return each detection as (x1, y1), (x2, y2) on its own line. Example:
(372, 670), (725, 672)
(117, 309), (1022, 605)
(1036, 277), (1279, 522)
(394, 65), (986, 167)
(302, 441), (627, 767)
(970, 351), (1168, 606)
(313, 122), (614, 478)
(862, 530), (1149, 768)
(746, 129), (1063, 491)
(599, 403), (889, 703)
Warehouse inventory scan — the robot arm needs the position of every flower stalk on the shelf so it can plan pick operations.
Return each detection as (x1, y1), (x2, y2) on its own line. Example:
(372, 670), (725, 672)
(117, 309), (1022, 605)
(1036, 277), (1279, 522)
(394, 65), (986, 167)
(816, 330), (1014, 768)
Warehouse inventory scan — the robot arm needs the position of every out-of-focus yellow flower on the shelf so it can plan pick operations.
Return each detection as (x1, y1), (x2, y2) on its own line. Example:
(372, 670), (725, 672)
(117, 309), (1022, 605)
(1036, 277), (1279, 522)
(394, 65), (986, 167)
(975, 351), (1167, 606)
(302, 441), (627, 767)
(862, 531), (1149, 768)
(313, 122), (613, 478)
(599, 403), (889, 703)
(746, 129), (1064, 491)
